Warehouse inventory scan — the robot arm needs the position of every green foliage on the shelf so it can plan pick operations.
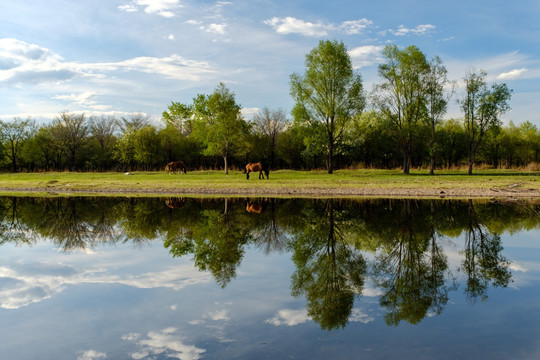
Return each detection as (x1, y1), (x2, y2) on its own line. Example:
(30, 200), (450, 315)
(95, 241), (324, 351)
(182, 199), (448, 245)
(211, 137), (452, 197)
(290, 40), (365, 173)
(192, 83), (250, 174)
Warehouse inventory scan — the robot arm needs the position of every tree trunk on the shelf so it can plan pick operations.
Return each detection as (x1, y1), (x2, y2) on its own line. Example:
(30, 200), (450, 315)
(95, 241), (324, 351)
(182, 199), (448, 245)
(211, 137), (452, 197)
(403, 151), (410, 174)
(468, 157), (474, 175)
(223, 155), (228, 175)
(327, 143), (334, 174)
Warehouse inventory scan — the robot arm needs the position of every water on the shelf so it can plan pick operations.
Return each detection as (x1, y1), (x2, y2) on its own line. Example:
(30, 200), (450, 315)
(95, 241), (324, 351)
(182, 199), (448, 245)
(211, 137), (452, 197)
(0, 196), (539, 359)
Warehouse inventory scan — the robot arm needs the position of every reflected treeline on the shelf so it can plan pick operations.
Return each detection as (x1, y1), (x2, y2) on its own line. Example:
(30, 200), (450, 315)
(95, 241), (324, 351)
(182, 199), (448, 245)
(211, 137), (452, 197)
(1, 196), (538, 328)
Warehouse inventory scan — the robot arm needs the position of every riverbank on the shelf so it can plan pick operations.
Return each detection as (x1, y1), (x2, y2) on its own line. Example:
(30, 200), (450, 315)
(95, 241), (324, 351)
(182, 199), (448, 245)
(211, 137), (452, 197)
(0, 169), (539, 199)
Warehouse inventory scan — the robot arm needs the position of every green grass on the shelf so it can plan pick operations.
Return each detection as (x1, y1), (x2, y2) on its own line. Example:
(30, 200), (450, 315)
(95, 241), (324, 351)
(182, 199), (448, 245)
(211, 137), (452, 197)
(0, 169), (539, 197)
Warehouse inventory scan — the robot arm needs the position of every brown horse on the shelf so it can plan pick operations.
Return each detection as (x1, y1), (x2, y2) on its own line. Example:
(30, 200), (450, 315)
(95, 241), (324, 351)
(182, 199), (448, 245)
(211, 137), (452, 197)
(165, 197), (186, 209)
(165, 160), (187, 174)
(243, 162), (269, 180)
(246, 201), (264, 213)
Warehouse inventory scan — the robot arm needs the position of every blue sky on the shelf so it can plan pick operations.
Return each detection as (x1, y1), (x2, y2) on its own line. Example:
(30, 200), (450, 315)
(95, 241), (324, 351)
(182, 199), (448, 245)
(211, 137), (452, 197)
(1, 0), (539, 126)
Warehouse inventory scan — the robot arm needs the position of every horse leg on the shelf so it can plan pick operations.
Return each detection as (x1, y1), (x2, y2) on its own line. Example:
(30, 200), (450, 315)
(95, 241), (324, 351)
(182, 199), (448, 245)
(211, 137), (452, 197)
(246, 171), (250, 180)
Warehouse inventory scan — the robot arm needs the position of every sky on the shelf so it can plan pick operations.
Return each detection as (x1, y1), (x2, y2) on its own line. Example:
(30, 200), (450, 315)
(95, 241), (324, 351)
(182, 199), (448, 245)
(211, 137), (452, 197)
(1, 0), (539, 126)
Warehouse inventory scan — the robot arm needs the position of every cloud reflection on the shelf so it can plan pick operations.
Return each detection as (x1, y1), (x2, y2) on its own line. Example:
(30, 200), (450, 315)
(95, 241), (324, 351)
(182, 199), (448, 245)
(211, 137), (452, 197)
(0, 263), (211, 309)
(265, 308), (311, 326)
(122, 327), (206, 360)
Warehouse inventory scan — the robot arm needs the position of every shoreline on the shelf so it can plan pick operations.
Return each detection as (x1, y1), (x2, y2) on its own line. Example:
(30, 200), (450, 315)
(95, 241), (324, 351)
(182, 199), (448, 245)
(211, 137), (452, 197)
(1, 185), (539, 199)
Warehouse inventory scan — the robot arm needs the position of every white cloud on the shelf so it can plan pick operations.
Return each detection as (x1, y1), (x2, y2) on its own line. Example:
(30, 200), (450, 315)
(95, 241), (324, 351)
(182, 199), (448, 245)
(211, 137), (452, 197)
(349, 45), (385, 68)
(339, 19), (373, 34)
(168, 34), (176, 41)
(118, 4), (138, 12)
(264, 17), (331, 37)
(204, 309), (230, 321)
(497, 67), (528, 80)
(200, 23), (227, 35)
(0, 38), (217, 85)
(120, 0), (183, 18)
(265, 308), (310, 326)
(389, 24), (436, 36)
(264, 17), (375, 37)
(77, 350), (107, 360)
(53, 91), (111, 110)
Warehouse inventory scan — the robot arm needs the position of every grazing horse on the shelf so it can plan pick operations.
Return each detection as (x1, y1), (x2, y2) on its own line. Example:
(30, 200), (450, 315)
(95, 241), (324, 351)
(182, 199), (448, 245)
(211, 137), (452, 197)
(243, 162), (269, 180)
(165, 160), (187, 174)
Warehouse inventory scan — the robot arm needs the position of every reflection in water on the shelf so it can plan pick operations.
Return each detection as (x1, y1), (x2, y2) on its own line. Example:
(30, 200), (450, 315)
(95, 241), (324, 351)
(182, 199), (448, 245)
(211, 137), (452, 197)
(0, 196), (536, 329)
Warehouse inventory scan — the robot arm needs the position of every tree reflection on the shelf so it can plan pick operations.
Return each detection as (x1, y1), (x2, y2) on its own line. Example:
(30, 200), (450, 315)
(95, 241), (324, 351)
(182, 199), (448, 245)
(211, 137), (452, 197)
(290, 200), (367, 330)
(0, 195), (527, 326)
(371, 200), (452, 326)
(463, 200), (512, 303)
(165, 199), (253, 287)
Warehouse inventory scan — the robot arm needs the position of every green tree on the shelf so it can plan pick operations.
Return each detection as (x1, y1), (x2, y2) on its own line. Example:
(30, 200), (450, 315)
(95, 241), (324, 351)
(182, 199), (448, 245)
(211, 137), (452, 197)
(0, 117), (34, 172)
(192, 83), (249, 174)
(133, 125), (162, 170)
(460, 70), (512, 175)
(425, 56), (453, 175)
(290, 40), (365, 174)
(373, 45), (430, 174)
(162, 101), (193, 135)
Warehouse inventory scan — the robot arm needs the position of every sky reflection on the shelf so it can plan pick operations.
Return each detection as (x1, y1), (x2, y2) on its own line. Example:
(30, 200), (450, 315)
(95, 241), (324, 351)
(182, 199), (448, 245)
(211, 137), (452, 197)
(0, 197), (539, 359)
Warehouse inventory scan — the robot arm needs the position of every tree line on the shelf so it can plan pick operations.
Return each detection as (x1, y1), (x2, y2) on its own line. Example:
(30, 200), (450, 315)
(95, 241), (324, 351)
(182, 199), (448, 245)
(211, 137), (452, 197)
(0, 41), (532, 174)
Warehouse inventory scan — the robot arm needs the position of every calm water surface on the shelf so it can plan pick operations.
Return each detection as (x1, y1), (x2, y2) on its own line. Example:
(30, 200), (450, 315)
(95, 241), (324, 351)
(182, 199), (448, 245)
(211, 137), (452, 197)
(0, 196), (539, 359)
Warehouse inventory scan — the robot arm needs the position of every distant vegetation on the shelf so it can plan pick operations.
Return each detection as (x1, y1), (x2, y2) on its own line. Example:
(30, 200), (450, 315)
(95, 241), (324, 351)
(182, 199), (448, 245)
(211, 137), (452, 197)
(0, 42), (535, 175)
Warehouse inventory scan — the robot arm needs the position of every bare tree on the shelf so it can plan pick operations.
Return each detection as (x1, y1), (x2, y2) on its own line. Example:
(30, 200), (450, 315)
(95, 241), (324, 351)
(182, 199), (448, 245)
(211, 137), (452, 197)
(117, 113), (150, 133)
(252, 107), (288, 169)
(52, 112), (89, 171)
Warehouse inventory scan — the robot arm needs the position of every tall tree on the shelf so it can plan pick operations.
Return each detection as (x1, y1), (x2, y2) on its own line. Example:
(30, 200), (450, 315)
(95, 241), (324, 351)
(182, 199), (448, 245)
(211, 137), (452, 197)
(425, 56), (453, 175)
(89, 115), (117, 171)
(192, 82), (249, 175)
(460, 70), (512, 175)
(290, 40), (365, 174)
(252, 107), (288, 169)
(373, 45), (429, 174)
(51, 112), (89, 171)
(0, 117), (34, 172)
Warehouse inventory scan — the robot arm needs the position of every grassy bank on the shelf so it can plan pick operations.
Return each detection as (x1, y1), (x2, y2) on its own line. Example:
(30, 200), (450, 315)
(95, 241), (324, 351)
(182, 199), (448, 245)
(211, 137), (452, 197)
(0, 169), (539, 198)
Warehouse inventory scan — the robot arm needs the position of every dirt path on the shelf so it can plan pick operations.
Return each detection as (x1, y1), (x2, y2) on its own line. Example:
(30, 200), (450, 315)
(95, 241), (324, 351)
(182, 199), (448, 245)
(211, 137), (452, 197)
(1, 185), (540, 199)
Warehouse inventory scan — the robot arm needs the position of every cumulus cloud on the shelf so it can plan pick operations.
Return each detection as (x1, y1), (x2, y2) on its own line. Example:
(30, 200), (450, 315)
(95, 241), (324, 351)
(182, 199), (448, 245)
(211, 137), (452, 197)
(264, 17), (375, 37)
(349, 45), (385, 68)
(388, 24), (436, 36)
(53, 91), (111, 111)
(339, 19), (373, 34)
(497, 67), (528, 80)
(200, 23), (227, 35)
(0, 38), (216, 86)
(265, 308), (311, 326)
(76, 350), (107, 360)
(119, 0), (183, 18)
(123, 327), (206, 360)
(203, 309), (230, 321)
(0, 263), (211, 309)
(264, 17), (330, 37)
